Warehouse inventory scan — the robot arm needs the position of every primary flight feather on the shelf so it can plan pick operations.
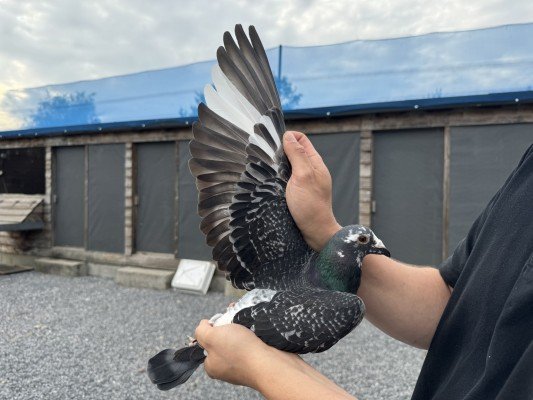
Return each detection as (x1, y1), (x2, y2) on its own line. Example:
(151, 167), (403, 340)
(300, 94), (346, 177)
(147, 25), (390, 391)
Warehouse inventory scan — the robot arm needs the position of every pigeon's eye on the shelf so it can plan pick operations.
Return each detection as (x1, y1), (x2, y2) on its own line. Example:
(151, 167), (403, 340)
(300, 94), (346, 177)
(358, 235), (369, 244)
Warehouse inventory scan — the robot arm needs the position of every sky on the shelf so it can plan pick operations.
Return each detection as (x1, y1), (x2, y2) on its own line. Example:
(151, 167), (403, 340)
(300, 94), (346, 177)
(1, 0), (532, 95)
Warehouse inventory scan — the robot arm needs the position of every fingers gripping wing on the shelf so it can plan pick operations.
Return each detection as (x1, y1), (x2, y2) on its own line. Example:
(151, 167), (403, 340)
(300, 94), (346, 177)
(233, 289), (365, 353)
(188, 25), (308, 290)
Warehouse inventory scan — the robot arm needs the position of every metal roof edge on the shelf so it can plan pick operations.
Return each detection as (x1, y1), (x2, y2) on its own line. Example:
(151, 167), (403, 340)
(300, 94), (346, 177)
(0, 117), (195, 140)
(283, 90), (533, 120)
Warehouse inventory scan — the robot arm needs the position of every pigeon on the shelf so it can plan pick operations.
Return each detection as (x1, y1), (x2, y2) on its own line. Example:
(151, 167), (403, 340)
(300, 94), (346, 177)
(147, 24), (390, 391)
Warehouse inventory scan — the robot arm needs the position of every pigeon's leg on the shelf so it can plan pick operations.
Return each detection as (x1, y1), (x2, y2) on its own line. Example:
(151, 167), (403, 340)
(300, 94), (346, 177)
(184, 312), (225, 347)
(186, 336), (197, 347)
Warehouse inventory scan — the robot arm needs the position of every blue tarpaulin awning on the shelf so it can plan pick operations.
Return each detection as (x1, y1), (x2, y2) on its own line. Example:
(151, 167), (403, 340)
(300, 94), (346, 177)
(1, 23), (532, 139)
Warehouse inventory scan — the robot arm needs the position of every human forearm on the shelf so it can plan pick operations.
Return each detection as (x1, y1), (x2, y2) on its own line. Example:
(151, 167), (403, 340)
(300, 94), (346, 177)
(251, 347), (356, 400)
(358, 255), (452, 349)
(195, 321), (356, 400)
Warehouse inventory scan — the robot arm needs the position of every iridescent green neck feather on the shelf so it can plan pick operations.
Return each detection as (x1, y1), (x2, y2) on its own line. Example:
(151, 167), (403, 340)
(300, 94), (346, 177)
(312, 227), (363, 293)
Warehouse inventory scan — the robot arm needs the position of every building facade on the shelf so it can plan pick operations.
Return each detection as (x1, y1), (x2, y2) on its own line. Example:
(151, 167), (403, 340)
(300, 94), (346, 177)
(0, 103), (531, 290)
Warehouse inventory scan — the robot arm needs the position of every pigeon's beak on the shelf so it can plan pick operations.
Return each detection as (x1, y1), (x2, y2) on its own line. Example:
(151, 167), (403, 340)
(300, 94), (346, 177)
(368, 246), (391, 257)
(368, 236), (391, 257)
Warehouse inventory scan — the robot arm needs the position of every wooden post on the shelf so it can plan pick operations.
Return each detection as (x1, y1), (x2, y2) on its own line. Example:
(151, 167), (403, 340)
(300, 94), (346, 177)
(45, 146), (53, 248)
(442, 126), (451, 260)
(359, 130), (373, 227)
(84, 145), (89, 249)
(124, 142), (134, 256)
(174, 140), (181, 259)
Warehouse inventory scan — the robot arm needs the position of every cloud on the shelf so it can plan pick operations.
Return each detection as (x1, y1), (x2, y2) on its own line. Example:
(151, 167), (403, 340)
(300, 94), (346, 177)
(0, 84), (24, 130)
(0, 0), (532, 94)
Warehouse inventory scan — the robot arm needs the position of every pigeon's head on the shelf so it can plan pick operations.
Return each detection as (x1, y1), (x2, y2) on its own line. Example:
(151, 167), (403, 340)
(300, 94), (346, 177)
(337, 225), (390, 259)
(314, 225), (390, 293)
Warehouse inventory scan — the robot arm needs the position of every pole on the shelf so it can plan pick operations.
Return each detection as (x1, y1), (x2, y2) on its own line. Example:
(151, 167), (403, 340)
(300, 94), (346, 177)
(278, 45), (283, 81)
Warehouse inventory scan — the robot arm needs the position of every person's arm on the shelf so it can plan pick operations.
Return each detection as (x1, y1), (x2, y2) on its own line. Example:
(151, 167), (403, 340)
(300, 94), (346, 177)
(358, 257), (451, 348)
(195, 320), (356, 400)
(283, 130), (451, 349)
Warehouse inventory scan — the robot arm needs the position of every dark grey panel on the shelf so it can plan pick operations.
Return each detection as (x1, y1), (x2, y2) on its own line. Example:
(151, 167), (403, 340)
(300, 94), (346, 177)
(373, 129), (444, 266)
(87, 144), (125, 253)
(135, 142), (176, 253)
(309, 132), (360, 226)
(0, 148), (45, 194)
(449, 124), (533, 254)
(178, 141), (212, 260)
(53, 146), (85, 247)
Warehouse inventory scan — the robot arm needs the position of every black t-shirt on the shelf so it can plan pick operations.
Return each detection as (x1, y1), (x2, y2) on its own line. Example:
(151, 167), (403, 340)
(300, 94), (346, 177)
(412, 144), (533, 400)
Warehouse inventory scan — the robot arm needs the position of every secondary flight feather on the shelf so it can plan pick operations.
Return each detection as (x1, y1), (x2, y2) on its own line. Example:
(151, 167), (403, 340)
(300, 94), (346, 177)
(147, 25), (390, 391)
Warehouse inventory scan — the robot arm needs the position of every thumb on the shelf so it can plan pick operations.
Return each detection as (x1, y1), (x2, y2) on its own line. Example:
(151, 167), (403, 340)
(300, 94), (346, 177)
(195, 320), (213, 348)
(283, 131), (313, 175)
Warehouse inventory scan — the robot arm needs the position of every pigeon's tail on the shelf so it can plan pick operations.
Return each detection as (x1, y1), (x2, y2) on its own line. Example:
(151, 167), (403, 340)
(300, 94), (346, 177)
(147, 344), (206, 390)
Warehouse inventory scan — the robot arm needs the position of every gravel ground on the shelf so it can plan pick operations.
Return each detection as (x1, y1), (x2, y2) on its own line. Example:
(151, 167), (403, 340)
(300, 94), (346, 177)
(1, 272), (426, 399)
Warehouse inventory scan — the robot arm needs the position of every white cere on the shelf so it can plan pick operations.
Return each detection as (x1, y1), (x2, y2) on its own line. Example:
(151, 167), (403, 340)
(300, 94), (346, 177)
(372, 233), (386, 249)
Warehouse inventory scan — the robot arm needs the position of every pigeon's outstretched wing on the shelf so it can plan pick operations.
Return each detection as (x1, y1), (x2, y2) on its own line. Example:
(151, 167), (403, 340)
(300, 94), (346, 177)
(189, 25), (311, 290)
(233, 288), (365, 353)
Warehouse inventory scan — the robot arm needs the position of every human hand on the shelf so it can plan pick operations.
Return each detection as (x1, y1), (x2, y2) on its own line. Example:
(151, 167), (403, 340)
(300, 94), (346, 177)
(194, 320), (276, 388)
(283, 131), (342, 251)
(195, 320), (355, 399)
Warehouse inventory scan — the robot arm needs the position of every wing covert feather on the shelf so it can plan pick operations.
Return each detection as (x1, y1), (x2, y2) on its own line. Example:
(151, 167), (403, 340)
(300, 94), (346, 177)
(233, 289), (365, 353)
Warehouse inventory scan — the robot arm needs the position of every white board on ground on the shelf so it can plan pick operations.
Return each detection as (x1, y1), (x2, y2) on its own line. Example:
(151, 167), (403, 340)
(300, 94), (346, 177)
(171, 259), (216, 295)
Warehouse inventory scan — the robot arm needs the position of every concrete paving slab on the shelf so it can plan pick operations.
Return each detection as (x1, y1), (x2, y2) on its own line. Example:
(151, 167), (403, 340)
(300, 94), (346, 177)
(116, 266), (174, 290)
(34, 257), (86, 277)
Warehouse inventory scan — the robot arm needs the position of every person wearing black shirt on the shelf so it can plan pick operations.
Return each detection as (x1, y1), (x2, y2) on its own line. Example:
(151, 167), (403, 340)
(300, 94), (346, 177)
(413, 142), (533, 399)
(194, 132), (533, 400)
